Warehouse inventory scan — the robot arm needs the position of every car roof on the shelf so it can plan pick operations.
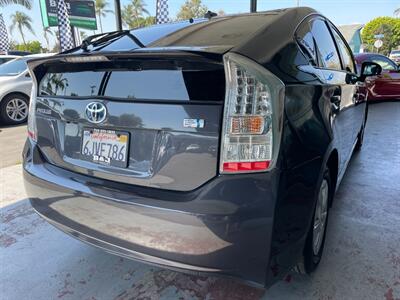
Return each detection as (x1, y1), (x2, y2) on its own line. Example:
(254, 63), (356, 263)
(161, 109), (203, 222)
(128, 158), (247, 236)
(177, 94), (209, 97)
(65, 7), (317, 57)
(0, 55), (19, 58)
(355, 53), (387, 61)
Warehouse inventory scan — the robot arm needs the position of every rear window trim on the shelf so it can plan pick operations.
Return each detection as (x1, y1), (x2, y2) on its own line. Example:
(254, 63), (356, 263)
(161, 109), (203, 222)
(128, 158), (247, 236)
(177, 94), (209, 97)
(37, 95), (223, 105)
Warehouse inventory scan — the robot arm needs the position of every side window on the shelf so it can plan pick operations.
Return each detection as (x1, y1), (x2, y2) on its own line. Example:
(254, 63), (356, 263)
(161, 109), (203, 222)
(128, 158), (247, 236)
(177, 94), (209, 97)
(295, 21), (317, 65)
(310, 19), (341, 70)
(331, 27), (356, 73)
(371, 56), (397, 71)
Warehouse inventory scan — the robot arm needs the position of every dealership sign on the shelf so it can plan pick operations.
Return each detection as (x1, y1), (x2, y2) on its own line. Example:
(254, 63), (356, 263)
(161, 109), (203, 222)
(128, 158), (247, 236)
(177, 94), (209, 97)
(40, 0), (97, 30)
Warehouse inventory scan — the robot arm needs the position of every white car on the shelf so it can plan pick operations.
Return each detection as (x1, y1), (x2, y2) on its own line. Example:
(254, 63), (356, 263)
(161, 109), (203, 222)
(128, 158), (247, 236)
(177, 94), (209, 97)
(0, 55), (19, 65)
(0, 54), (53, 125)
(389, 50), (400, 65)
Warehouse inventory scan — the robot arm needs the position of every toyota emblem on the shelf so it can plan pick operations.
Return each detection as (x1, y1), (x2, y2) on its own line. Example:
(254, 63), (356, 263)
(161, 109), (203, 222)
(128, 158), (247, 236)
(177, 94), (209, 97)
(85, 102), (107, 124)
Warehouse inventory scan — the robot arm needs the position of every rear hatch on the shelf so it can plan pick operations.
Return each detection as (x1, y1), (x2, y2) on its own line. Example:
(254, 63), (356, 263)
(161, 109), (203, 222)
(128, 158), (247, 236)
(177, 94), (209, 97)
(29, 52), (225, 191)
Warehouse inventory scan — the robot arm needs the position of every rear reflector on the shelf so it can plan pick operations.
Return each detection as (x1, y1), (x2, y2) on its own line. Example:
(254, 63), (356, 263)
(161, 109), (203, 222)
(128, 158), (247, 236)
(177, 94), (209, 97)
(27, 130), (36, 140)
(223, 161), (271, 172)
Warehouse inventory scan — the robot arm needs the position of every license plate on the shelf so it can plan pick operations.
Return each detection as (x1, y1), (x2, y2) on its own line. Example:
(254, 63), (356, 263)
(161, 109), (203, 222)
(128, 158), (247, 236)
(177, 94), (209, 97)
(81, 128), (129, 168)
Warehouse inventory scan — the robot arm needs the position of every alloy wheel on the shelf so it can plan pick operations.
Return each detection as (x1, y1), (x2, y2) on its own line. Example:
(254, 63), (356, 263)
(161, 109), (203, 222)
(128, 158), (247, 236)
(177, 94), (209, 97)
(312, 179), (329, 255)
(5, 98), (28, 122)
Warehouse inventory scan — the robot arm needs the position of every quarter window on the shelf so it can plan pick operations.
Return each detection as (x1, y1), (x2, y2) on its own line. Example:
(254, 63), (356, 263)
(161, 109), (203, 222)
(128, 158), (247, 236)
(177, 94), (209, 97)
(310, 19), (341, 70)
(331, 27), (356, 73)
(296, 21), (317, 65)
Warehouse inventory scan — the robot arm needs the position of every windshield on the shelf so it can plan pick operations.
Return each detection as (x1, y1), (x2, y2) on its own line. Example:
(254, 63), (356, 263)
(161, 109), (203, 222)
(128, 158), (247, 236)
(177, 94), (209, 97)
(391, 50), (400, 55)
(0, 59), (27, 76)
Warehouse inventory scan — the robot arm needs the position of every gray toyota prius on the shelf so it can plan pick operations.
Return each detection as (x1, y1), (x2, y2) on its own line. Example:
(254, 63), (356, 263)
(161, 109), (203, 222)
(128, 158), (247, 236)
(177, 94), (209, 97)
(23, 7), (381, 287)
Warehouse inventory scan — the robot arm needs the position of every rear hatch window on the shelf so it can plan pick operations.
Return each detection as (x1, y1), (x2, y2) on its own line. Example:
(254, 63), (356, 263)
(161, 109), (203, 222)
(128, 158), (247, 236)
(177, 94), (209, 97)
(38, 59), (225, 102)
(33, 54), (225, 191)
(40, 71), (105, 96)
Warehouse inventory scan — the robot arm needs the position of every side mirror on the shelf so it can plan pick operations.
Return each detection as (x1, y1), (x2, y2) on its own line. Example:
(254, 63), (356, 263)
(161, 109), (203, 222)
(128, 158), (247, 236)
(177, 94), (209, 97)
(359, 62), (382, 81)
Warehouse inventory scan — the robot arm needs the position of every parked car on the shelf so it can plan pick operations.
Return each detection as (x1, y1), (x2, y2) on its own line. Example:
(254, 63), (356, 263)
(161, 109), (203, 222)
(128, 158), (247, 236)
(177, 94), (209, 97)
(0, 55), (19, 65)
(0, 54), (53, 124)
(6, 50), (32, 56)
(355, 53), (400, 101)
(389, 49), (400, 64)
(23, 8), (381, 288)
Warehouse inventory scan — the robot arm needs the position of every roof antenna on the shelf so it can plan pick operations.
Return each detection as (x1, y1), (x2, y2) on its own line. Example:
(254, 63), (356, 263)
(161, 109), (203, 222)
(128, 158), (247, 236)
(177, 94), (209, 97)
(204, 10), (217, 19)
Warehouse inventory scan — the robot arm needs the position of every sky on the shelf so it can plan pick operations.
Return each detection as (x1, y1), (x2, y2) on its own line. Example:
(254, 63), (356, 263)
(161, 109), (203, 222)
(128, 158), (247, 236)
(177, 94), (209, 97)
(1, 0), (399, 48)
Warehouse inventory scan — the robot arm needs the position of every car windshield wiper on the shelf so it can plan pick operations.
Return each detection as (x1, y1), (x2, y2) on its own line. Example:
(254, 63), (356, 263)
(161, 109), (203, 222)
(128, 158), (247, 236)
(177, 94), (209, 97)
(81, 30), (145, 52)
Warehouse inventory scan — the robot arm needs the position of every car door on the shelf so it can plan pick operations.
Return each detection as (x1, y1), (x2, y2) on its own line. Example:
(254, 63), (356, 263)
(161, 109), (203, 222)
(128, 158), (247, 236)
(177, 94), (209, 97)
(369, 55), (400, 98)
(309, 17), (358, 178)
(329, 24), (366, 142)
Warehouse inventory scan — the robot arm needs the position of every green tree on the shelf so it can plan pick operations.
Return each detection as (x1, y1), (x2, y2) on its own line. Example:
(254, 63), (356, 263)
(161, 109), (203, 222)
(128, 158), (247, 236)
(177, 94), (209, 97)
(95, 0), (113, 33)
(136, 16), (155, 28)
(0, 0), (31, 8)
(43, 27), (53, 52)
(122, 0), (149, 29)
(176, 0), (208, 20)
(9, 11), (34, 45)
(362, 17), (400, 55)
(14, 40), (42, 53)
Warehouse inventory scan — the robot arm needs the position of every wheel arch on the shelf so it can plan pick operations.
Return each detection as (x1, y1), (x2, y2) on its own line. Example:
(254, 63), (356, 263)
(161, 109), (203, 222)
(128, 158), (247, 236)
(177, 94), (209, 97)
(1, 91), (30, 103)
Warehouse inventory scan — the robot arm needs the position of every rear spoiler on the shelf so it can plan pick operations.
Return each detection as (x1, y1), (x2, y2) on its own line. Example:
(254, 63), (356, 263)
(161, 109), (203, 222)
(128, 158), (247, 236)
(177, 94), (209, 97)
(27, 45), (233, 72)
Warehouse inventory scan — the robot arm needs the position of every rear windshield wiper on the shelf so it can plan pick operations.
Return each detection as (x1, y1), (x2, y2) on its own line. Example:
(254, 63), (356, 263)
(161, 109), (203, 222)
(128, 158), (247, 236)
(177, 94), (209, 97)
(81, 30), (145, 51)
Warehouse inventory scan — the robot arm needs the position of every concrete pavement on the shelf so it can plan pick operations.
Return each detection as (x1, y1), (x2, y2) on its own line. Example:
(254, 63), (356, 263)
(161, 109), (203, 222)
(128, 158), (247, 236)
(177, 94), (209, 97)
(0, 125), (26, 168)
(0, 102), (399, 299)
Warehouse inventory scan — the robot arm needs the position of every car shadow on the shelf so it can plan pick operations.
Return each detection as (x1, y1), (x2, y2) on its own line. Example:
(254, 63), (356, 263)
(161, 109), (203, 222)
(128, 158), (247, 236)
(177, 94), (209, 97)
(0, 123), (26, 131)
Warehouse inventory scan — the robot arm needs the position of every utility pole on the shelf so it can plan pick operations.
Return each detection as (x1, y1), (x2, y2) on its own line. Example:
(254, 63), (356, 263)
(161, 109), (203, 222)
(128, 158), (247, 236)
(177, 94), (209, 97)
(250, 0), (257, 12)
(114, 0), (122, 31)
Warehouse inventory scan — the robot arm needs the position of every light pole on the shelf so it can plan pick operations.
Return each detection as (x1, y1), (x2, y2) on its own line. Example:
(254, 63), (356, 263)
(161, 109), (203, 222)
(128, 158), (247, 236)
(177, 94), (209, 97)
(114, 0), (122, 31)
(250, 0), (257, 12)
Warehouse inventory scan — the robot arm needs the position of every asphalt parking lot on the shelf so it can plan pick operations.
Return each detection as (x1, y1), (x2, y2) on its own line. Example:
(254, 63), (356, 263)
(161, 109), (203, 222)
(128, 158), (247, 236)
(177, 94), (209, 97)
(0, 101), (399, 300)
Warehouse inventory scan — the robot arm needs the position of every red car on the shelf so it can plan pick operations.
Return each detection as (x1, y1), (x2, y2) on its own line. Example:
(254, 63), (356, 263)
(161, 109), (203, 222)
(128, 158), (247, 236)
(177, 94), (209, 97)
(355, 53), (400, 101)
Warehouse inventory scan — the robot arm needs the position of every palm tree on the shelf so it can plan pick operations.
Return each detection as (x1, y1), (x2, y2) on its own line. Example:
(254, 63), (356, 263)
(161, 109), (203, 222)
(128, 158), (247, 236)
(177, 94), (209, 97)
(0, 0), (32, 52)
(43, 27), (53, 51)
(95, 0), (113, 33)
(0, 0), (31, 9)
(395, 7), (400, 18)
(122, 0), (149, 29)
(9, 11), (34, 45)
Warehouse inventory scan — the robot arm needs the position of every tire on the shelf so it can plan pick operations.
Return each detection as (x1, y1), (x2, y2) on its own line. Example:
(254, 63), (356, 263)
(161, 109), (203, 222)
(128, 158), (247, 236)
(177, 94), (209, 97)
(0, 94), (29, 125)
(355, 105), (368, 152)
(296, 168), (331, 274)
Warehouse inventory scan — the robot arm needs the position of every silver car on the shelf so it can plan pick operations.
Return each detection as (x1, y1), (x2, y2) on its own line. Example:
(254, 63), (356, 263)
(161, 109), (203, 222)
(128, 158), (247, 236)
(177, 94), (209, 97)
(0, 55), (19, 65)
(0, 54), (53, 125)
(389, 50), (400, 64)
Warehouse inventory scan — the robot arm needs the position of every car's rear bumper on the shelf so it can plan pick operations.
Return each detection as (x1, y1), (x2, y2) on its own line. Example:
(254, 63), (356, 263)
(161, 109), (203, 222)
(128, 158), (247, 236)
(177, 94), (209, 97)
(23, 140), (279, 287)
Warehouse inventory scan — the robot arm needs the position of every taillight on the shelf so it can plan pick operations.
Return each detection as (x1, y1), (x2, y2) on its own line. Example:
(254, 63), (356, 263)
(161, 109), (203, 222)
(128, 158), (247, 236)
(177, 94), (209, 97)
(27, 70), (37, 142)
(220, 53), (284, 174)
